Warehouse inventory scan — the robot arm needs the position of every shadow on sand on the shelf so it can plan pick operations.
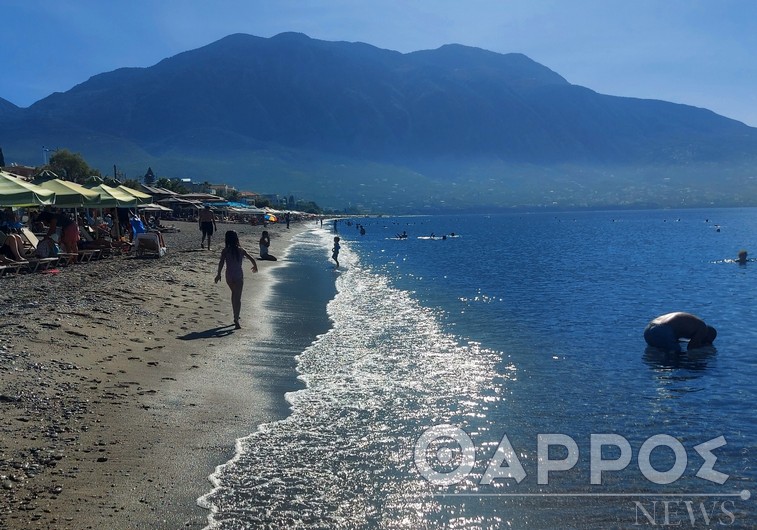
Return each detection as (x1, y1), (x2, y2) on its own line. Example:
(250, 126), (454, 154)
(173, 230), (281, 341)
(178, 324), (236, 340)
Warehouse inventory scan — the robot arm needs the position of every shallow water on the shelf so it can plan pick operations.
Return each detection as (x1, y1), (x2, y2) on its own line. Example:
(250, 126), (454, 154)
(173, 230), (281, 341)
(201, 209), (756, 529)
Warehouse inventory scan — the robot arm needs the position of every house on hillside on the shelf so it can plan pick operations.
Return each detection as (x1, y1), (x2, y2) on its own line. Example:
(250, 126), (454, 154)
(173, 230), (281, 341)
(237, 190), (259, 206)
(206, 183), (236, 196)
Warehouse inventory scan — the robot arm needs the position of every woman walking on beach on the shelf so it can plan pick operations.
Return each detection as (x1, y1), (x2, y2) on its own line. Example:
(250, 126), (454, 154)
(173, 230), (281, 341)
(215, 230), (258, 329)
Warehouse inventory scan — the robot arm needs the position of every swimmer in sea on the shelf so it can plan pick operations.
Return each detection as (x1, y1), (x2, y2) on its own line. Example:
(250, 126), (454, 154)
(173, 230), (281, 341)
(643, 312), (717, 353)
(737, 250), (748, 265)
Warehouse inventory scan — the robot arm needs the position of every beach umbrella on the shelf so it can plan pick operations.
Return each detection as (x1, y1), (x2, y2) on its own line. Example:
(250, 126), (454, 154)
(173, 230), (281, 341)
(33, 169), (60, 181)
(229, 206), (266, 215)
(117, 184), (153, 204)
(37, 178), (101, 207)
(137, 203), (173, 212)
(0, 171), (56, 207)
(87, 183), (139, 207)
(264, 213), (278, 222)
(179, 192), (225, 202)
(158, 197), (202, 208)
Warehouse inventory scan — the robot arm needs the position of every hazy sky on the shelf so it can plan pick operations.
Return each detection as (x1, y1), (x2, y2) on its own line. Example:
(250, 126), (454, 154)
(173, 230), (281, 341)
(3, 0), (757, 126)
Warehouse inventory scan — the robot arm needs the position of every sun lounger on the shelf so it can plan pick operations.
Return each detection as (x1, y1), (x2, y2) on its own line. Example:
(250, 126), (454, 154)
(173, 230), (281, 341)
(19, 227), (44, 250)
(78, 226), (120, 259)
(57, 253), (77, 266)
(20, 228), (59, 260)
(77, 249), (100, 262)
(0, 263), (22, 277)
(134, 232), (167, 258)
(26, 257), (59, 271)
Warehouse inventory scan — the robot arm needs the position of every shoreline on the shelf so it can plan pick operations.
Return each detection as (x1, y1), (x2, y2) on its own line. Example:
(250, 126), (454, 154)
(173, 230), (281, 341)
(0, 220), (327, 529)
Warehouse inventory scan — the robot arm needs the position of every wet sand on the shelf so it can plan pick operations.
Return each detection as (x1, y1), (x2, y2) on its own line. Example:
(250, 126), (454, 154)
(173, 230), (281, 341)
(0, 220), (317, 529)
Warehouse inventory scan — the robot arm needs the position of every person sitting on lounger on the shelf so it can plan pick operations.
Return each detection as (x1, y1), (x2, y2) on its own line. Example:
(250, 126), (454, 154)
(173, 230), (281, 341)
(0, 254), (24, 266)
(34, 236), (59, 258)
(0, 231), (30, 262)
(37, 210), (79, 254)
(1, 208), (22, 232)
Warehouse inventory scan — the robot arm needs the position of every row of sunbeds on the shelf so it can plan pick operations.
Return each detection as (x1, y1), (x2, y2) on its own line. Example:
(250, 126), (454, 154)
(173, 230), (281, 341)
(0, 227), (109, 277)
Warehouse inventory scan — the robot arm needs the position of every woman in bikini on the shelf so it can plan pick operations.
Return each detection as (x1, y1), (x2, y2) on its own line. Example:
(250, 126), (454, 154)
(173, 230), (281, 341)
(215, 230), (258, 329)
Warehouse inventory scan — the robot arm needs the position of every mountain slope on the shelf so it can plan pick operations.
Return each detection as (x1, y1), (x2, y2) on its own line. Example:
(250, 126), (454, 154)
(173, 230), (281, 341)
(0, 96), (20, 120)
(2, 32), (757, 210)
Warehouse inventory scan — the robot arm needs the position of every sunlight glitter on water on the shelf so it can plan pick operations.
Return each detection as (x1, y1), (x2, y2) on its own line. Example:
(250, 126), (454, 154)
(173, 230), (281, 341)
(200, 231), (511, 529)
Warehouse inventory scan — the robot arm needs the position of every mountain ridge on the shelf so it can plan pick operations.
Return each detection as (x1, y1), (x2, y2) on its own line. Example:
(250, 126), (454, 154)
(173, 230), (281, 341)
(2, 32), (756, 211)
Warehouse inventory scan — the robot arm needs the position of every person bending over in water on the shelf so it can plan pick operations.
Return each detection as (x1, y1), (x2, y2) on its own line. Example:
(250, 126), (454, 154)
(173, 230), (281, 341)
(215, 230), (258, 329)
(644, 312), (717, 353)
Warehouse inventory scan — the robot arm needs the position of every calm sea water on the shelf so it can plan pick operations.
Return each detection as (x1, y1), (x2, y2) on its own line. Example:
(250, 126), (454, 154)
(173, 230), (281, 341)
(200, 209), (757, 529)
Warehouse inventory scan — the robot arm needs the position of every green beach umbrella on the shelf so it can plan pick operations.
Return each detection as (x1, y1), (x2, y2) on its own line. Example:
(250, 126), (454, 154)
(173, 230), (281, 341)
(37, 178), (101, 208)
(88, 184), (139, 207)
(0, 171), (56, 207)
(117, 184), (153, 204)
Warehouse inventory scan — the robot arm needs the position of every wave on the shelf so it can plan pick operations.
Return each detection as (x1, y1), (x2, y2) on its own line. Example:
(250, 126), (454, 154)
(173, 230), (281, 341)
(199, 229), (501, 529)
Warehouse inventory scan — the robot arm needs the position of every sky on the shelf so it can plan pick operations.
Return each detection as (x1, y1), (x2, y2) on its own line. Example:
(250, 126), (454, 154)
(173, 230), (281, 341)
(2, 0), (757, 126)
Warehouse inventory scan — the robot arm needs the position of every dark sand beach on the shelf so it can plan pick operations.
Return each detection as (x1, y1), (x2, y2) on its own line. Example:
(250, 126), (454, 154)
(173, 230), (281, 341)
(0, 220), (324, 529)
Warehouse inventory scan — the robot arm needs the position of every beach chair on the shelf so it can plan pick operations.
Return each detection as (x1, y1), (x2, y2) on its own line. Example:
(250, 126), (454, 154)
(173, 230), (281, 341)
(78, 226), (111, 260)
(134, 232), (166, 258)
(77, 249), (100, 262)
(0, 262), (23, 277)
(58, 252), (78, 266)
(14, 229), (60, 271)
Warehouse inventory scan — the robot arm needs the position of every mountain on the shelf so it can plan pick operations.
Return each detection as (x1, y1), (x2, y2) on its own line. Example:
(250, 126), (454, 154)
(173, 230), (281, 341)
(0, 97), (19, 118)
(2, 32), (757, 211)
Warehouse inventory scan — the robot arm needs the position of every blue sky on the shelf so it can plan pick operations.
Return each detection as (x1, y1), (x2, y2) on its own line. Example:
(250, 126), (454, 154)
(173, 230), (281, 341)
(2, 0), (757, 126)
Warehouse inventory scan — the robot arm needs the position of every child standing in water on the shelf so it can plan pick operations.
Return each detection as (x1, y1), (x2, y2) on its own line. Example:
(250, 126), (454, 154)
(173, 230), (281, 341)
(215, 230), (258, 329)
(332, 236), (341, 269)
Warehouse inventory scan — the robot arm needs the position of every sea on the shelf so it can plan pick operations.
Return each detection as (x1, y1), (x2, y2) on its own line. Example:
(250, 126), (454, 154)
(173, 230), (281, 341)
(199, 208), (757, 529)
